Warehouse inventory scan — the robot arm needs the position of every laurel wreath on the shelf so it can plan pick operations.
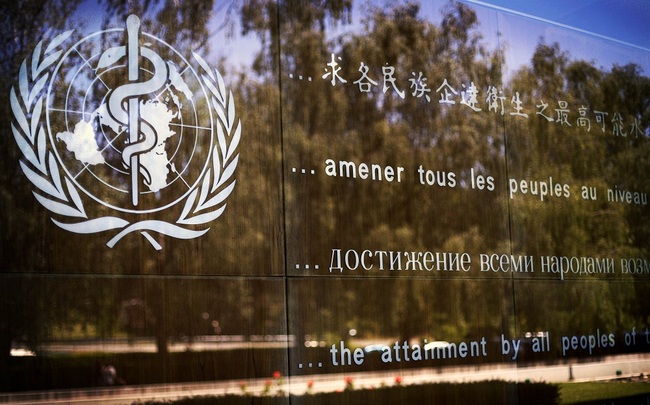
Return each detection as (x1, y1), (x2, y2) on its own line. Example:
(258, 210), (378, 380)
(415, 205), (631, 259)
(10, 30), (240, 250)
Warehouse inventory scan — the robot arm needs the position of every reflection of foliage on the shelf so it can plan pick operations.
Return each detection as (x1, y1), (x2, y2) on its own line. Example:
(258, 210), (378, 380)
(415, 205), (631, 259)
(0, 0), (258, 361)
(100, 0), (233, 55)
(271, 1), (510, 342)
(0, 0), (85, 376)
(0, 0), (82, 79)
(244, 1), (650, 344)
(507, 41), (650, 335)
(241, 0), (352, 79)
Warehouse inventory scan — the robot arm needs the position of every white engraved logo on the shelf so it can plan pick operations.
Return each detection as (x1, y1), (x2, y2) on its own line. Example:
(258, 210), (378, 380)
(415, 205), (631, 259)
(10, 15), (240, 250)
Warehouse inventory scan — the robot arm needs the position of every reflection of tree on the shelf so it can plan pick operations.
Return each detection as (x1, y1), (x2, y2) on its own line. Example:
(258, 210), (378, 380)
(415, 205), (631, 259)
(267, 1), (511, 342)
(100, 0), (219, 54)
(246, 1), (649, 345)
(0, 0), (249, 362)
(0, 0), (85, 378)
(506, 42), (650, 337)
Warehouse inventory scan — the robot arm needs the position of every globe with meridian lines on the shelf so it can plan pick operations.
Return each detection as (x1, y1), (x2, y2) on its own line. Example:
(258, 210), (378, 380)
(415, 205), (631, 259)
(46, 24), (213, 215)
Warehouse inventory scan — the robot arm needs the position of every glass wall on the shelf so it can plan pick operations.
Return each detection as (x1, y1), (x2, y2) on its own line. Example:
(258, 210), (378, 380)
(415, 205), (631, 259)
(0, 1), (648, 403)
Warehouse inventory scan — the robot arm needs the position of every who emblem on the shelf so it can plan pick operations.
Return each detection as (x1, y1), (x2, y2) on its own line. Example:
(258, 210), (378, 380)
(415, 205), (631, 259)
(10, 15), (240, 250)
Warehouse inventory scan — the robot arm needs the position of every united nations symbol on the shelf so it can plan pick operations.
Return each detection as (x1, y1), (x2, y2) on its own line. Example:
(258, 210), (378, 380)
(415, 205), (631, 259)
(10, 15), (240, 250)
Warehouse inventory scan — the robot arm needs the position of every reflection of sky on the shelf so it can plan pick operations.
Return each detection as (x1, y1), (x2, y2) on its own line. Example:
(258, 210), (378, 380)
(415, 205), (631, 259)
(498, 15), (649, 78)
(462, 0), (649, 77)
(464, 0), (649, 49)
(73, 1), (261, 76)
(309, 0), (648, 79)
(74, 0), (648, 77)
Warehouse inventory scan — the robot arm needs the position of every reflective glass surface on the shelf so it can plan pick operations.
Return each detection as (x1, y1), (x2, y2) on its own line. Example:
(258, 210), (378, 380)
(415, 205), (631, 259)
(0, 1), (648, 403)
